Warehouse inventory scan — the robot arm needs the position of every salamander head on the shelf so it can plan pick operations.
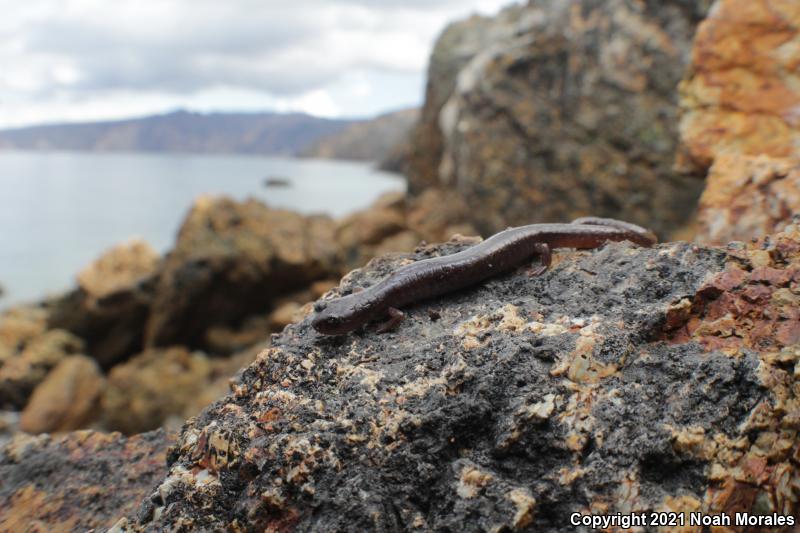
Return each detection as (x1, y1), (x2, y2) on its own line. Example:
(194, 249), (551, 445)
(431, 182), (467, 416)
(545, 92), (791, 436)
(311, 295), (372, 335)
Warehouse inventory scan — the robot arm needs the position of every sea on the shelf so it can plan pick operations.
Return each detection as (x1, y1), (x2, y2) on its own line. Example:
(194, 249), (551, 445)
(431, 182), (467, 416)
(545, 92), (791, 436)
(0, 151), (406, 309)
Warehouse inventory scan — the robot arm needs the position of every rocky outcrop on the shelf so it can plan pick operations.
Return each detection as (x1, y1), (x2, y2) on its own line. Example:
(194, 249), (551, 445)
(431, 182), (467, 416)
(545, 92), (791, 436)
(404, 10), (521, 194)
(695, 154), (800, 245)
(123, 221), (800, 531)
(405, 0), (710, 237)
(0, 430), (172, 532)
(47, 240), (159, 369)
(677, 0), (800, 174)
(144, 196), (340, 349)
(301, 108), (419, 163)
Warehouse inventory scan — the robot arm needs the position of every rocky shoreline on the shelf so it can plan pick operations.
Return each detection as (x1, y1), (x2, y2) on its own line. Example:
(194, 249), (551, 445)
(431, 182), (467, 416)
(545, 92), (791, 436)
(2, 0), (800, 530)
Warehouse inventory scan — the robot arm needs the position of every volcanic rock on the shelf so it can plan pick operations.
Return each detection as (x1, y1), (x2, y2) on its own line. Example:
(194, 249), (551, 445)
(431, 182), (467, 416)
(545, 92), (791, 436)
(123, 220), (800, 531)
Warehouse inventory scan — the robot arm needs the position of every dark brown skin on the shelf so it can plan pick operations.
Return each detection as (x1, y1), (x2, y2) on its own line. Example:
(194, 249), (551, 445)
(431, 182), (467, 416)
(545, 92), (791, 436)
(312, 217), (657, 335)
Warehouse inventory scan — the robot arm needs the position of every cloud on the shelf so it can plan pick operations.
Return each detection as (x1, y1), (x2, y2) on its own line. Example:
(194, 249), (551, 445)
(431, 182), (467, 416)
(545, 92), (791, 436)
(0, 0), (517, 127)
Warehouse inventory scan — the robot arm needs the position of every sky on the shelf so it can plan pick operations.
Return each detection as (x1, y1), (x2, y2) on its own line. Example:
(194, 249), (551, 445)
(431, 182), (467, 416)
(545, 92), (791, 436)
(0, 0), (517, 129)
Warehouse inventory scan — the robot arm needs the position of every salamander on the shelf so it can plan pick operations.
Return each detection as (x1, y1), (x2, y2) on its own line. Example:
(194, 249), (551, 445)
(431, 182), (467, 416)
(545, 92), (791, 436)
(312, 217), (657, 335)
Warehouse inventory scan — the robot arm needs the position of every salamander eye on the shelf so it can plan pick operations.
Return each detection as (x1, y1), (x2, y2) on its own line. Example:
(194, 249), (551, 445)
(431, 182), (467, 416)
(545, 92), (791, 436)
(313, 301), (328, 312)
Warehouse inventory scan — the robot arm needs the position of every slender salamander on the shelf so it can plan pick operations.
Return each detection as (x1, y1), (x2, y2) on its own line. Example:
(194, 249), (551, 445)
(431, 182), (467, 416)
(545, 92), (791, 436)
(312, 217), (657, 335)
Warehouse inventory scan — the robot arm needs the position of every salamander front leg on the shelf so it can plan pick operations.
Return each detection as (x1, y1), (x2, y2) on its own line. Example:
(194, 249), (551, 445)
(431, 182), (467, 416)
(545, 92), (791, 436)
(377, 307), (405, 333)
(527, 243), (551, 277)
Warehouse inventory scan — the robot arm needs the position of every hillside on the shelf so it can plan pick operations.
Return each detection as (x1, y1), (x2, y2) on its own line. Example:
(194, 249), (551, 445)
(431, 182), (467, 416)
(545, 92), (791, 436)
(0, 110), (355, 156)
(300, 108), (418, 161)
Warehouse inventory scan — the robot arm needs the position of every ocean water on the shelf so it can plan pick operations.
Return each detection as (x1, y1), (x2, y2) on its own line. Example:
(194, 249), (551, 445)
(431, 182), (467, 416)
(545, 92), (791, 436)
(0, 151), (405, 308)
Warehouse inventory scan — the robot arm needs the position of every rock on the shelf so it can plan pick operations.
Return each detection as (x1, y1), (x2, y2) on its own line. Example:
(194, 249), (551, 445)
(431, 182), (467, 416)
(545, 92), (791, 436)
(405, 0), (709, 237)
(263, 176), (291, 187)
(335, 199), (410, 268)
(677, 0), (800, 174)
(0, 306), (48, 357)
(77, 239), (160, 299)
(267, 301), (304, 331)
(695, 154), (800, 245)
(0, 329), (84, 409)
(20, 355), (105, 434)
(0, 429), (173, 532)
(406, 187), (475, 242)
(0, 411), (20, 449)
(145, 196), (340, 349)
(126, 220), (800, 531)
(405, 11), (518, 194)
(102, 346), (257, 435)
(47, 240), (159, 369)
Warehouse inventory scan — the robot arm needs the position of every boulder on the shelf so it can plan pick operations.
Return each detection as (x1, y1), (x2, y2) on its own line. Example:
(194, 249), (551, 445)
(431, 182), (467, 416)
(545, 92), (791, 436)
(102, 346), (258, 435)
(47, 239), (160, 369)
(0, 429), (172, 532)
(678, 0), (800, 174)
(144, 196), (339, 349)
(126, 221), (800, 531)
(405, 0), (710, 237)
(20, 355), (105, 434)
(695, 154), (800, 245)
(0, 329), (84, 409)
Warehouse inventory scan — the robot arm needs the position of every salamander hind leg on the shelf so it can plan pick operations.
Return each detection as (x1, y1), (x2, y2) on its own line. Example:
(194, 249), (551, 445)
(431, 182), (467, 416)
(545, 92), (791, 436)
(377, 307), (405, 333)
(527, 243), (552, 277)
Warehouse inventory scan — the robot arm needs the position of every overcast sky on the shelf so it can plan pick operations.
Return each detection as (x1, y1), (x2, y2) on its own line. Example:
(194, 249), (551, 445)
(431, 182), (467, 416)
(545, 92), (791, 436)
(0, 0), (517, 129)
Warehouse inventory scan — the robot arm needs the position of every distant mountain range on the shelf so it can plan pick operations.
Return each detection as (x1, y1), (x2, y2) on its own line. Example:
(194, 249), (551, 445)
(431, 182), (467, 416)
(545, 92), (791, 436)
(300, 108), (418, 161)
(0, 108), (417, 162)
